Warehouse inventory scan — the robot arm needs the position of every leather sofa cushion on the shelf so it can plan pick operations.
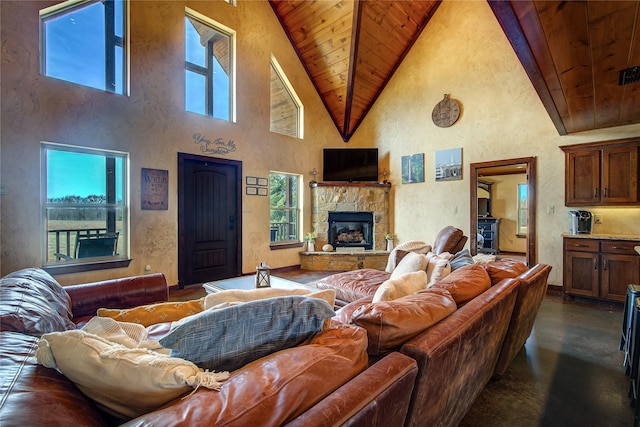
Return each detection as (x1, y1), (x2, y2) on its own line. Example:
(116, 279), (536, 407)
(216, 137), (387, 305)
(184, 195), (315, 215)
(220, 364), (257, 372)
(351, 288), (456, 356)
(432, 226), (466, 255)
(122, 325), (369, 427)
(0, 269), (75, 336)
(0, 332), (107, 427)
(430, 264), (491, 305)
(312, 269), (391, 303)
(484, 258), (529, 285)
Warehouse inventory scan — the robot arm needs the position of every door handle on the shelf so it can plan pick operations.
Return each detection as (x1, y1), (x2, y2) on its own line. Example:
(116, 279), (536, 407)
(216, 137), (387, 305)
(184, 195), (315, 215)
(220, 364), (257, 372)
(594, 259), (598, 270)
(229, 215), (236, 231)
(603, 260), (608, 270)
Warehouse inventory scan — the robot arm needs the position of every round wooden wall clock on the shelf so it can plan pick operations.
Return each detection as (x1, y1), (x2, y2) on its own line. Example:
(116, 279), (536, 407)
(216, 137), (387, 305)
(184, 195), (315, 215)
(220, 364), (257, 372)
(432, 94), (461, 128)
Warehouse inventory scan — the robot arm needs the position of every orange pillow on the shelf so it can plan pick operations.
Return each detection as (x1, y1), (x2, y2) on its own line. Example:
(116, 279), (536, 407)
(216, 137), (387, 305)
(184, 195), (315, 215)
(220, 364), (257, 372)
(484, 258), (529, 285)
(430, 264), (491, 305)
(351, 288), (456, 355)
(97, 298), (205, 327)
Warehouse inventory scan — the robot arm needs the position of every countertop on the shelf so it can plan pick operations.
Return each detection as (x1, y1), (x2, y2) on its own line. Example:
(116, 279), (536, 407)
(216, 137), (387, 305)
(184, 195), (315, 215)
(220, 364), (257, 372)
(561, 233), (640, 241)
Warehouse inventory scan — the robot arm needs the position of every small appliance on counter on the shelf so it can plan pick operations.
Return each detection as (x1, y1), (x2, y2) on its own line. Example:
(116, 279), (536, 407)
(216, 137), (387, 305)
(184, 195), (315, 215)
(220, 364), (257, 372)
(569, 210), (593, 234)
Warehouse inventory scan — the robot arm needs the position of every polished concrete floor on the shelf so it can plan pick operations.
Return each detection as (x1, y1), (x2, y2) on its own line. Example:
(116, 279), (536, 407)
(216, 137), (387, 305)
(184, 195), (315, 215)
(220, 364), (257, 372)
(461, 295), (634, 427)
(170, 270), (635, 426)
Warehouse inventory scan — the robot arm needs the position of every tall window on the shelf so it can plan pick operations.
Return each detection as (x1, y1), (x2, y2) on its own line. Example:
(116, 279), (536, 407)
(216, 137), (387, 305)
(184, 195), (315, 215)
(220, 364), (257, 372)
(270, 172), (301, 244)
(517, 183), (528, 236)
(40, 0), (127, 94)
(270, 55), (303, 138)
(185, 9), (235, 121)
(42, 143), (128, 266)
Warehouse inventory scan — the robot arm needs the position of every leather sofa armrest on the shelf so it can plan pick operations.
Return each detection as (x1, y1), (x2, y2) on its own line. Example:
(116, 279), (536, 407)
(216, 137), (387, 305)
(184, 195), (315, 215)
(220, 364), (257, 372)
(65, 273), (168, 318)
(285, 352), (418, 427)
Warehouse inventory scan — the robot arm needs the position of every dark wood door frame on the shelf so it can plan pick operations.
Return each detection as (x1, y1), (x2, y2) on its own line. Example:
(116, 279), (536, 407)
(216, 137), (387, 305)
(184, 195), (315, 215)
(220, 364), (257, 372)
(470, 157), (537, 267)
(177, 153), (242, 288)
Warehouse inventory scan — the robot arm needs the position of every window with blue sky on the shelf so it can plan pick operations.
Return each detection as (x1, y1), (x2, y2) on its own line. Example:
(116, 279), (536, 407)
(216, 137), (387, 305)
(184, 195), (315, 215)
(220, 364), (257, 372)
(40, 0), (126, 94)
(185, 9), (234, 121)
(42, 143), (128, 264)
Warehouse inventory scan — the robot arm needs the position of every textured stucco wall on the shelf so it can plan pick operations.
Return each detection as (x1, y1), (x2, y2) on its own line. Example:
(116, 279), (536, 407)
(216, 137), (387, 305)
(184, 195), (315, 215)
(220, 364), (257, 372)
(348, 0), (640, 286)
(0, 0), (344, 284)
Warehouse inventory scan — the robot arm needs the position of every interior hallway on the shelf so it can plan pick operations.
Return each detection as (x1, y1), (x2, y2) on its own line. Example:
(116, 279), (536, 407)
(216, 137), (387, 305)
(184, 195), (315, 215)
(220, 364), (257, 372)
(170, 270), (634, 426)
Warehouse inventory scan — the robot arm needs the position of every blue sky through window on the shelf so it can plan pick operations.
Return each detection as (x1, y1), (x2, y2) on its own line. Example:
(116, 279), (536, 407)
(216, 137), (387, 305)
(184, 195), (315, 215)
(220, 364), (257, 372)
(42, 0), (124, 93)
(47, 150), (123, 202)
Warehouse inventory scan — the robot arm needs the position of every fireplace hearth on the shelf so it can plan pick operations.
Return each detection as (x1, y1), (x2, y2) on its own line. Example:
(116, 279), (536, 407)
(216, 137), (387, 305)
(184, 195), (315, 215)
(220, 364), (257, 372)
(328, 211), (373, 250)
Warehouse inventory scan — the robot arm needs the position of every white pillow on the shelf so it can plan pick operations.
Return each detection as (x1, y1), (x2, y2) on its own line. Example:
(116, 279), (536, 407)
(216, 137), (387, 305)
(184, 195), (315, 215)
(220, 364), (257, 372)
(372, 270), (428, 302)
(36, 329), (229, 419)
(385, 240), (432, 272)
(390, 252), (429, 280)
(426, 252), (453, 287)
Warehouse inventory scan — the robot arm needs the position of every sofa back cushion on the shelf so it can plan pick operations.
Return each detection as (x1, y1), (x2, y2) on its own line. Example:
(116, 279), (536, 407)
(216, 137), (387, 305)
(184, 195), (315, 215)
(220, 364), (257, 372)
(430, 264), (491, 305)
(122, 325), (369, 427)
(0, 268), (75, 336)
(484, 258), (529, 285)
(351, 288), (456, 355)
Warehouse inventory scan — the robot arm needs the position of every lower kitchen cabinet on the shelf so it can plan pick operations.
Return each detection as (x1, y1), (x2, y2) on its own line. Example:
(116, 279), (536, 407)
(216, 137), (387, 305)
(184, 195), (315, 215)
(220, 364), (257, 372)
(564, 237), (640, 303)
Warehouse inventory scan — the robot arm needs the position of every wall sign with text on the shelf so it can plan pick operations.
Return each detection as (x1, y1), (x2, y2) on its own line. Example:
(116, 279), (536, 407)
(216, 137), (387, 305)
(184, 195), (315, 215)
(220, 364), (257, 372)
(141, 168), (168, 210)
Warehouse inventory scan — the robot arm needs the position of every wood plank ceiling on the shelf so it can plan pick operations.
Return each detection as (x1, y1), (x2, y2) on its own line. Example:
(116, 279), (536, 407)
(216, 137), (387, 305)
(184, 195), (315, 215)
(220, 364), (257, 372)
(270, 0), (640, 141)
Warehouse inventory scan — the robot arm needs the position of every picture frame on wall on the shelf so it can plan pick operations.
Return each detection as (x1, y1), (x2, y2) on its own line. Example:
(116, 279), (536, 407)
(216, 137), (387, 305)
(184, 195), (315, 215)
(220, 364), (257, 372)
(435, 148), (463, 181)
(401, 153), (425, 184)
(141, 168), (168, 210)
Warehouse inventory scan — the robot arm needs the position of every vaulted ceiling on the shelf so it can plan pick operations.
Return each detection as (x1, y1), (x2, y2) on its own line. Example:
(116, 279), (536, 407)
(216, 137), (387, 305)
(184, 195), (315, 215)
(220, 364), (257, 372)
(269, 0), (640, 142)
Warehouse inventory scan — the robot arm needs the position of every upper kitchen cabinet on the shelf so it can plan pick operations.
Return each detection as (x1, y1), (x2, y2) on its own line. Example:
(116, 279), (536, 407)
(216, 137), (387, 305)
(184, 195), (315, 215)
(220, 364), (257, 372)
(561, 139), (639, 206)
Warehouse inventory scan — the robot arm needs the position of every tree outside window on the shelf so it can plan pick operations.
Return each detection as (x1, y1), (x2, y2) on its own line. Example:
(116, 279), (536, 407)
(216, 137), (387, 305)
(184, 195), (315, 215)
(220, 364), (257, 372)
(517, 183), (528, 236)
(270, 172), (300, 243)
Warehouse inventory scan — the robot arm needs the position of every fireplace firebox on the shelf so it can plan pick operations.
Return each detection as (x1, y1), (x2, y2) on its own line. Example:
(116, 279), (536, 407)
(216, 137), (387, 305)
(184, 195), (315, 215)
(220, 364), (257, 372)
(328, 211), (374, 250)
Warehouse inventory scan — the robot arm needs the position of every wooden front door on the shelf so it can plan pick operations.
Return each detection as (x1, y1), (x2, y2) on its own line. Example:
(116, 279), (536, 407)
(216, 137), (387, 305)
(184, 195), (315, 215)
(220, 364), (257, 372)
(178, 153), (241, 288)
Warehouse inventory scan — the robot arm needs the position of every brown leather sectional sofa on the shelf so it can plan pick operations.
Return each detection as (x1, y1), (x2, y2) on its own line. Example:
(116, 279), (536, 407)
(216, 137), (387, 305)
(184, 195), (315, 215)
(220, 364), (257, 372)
(0, 269), (418, 427)
(0, 258), (550, 427)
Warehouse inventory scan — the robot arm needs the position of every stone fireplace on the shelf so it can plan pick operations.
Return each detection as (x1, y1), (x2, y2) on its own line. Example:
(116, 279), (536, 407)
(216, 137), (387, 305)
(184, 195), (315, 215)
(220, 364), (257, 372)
(309, 182), (390, 252)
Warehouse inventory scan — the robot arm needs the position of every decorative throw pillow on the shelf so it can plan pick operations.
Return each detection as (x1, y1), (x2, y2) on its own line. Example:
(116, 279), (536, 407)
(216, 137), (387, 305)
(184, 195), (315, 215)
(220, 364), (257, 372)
(372, 271), (428, 303)
(390, 252), (429, 279)
(450, 249), (475, 271)
(97, 298), (205, 327)
(425, 252), (453, 286)
(352, 287), (457, 355)
(159, 296), (335, 372)
(484, 258), (529, 285)
(36, 329), (229, 419)
(430, 264), (491, 305)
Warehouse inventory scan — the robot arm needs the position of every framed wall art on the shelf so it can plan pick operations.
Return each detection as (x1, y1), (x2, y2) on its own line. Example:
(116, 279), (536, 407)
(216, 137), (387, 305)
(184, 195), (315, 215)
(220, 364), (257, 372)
(141, 168), (168, 210)
(435, 148), (463, 181)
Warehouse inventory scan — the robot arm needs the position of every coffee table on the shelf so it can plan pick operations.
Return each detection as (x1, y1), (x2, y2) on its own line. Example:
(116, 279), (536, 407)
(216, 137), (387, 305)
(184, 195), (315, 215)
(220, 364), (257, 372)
(202, 275), (315, 294)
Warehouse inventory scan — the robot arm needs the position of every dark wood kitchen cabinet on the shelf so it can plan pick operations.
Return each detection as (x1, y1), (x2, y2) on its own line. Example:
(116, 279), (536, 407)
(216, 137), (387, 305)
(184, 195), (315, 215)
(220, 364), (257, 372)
(564, 237), (640, 303)
(561, 139), (639, 206)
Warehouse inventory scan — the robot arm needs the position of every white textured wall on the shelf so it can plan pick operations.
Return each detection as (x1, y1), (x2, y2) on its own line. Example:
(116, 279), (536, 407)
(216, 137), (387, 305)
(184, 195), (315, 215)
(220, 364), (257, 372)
(349, 0), (640, 286)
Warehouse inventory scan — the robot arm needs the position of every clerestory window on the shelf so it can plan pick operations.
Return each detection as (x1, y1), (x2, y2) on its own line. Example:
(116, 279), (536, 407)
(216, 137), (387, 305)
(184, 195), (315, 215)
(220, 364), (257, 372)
(40, 0), (127, 94)
(270, 55), (303, 138)
(42, 143), (129, 272)
(185, 9), (235, 121)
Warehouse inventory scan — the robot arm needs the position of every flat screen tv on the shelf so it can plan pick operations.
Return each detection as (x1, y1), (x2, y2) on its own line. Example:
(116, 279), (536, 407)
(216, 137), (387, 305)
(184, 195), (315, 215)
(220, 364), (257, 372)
(323, 148), (379, 182)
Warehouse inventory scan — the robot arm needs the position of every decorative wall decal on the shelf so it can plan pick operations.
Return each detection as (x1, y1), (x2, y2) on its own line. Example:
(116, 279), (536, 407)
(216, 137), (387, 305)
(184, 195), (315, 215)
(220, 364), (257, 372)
(246, 187), (258, 196)
(257, 178), (268, 187)
(435, 148), (463, 181)
(246, 176), (258, 185)
(141, 168), (168, 210)
(257, 187), (268, 196)
(193, 133), (237, 155)
(401, 153), (425, 184)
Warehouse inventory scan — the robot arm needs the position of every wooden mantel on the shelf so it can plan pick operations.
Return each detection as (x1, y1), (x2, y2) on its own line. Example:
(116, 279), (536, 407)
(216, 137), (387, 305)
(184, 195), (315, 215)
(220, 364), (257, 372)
(309, 181), (391, 188)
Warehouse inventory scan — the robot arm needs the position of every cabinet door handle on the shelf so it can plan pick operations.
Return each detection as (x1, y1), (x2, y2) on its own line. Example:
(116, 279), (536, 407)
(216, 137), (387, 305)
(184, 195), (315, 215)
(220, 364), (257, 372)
(594, 187), (598, 198)
(610, 246), (627, 250)
(594, 259), (598, 270)
(603, 260), (608, 270)
(574, 244), (589, 248)
(603, 187), (608, 198)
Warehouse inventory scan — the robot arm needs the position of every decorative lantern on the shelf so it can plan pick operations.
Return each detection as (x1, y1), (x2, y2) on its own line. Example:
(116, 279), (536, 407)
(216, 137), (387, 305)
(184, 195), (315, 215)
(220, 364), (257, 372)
(255, 261), (271, 288)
